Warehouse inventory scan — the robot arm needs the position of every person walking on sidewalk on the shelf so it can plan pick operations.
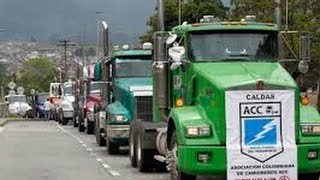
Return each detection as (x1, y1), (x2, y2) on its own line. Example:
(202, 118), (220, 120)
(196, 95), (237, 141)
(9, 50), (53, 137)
(44, 99), (52, 120)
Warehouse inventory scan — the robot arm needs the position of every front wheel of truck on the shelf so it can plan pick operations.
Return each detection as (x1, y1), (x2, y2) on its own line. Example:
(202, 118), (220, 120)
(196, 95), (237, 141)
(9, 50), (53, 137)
(129, 124), (137, 167)
(95, 119), (106, 146)
(169, 131), (196, 180)
(107, 138), (119, 155)
(86, 121), (94, 134)
(73, 112), (78, 127)
(299, 173), (319, 180)
(78, 109), (85, 132)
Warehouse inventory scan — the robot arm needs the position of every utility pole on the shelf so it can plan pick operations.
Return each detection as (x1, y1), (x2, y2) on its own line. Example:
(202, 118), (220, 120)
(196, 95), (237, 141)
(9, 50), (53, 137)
(57, 39), (76, 82)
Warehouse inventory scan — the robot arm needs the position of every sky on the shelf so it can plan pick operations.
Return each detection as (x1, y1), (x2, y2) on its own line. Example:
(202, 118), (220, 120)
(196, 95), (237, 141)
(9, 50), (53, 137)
(0, 0), (230, 44)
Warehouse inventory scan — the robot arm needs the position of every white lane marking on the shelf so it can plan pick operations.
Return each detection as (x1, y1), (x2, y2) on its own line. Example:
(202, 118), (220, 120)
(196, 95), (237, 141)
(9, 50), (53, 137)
(57, 124), (120, 177)
(102, 163), (110, 169)
(108, 170), (120, 176)
(0, 127), (4, 133)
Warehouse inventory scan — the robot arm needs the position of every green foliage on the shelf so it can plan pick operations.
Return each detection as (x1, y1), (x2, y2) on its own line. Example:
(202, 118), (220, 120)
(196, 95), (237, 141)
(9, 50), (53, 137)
(140, 0), (228, 43)
(17, 58), (58, 94)
(231, 0), (320, 88)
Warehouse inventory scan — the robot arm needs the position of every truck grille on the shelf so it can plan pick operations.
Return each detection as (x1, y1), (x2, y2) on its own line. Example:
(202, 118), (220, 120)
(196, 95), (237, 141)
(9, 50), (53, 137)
(135, 96), (153, 121)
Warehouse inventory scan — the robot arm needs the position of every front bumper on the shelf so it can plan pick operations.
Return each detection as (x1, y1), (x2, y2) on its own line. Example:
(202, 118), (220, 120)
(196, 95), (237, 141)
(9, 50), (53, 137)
(178, 143), (320, 176)
(63, 110), (74, 118)
(106, 125), (130, 143)
(86, 111), (94, 122)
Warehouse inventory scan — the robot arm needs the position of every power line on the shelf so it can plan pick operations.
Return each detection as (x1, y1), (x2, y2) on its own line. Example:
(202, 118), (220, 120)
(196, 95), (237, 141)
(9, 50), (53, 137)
(57, 39), (76, 82)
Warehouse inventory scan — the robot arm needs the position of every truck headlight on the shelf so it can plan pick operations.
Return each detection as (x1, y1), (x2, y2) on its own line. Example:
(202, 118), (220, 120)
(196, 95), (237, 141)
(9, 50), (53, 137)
(110, 115), (128, 122)
(185, 125), (211, 137)
(301, 124), (320, 135)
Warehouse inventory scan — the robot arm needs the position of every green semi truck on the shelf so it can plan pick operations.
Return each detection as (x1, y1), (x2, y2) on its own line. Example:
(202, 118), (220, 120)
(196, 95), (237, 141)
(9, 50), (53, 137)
(129, 15), (320, 180)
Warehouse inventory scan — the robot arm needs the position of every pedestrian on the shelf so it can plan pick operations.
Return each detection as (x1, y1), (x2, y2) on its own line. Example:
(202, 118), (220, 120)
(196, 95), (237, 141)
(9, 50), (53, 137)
(43, 98), (51, 121)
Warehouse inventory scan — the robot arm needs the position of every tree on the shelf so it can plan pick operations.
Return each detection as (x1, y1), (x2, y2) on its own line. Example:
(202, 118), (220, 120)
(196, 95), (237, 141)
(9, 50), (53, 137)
(140, 0), (228, 43)
(17, 58), (59, 94)
(231, 0), (320, 89)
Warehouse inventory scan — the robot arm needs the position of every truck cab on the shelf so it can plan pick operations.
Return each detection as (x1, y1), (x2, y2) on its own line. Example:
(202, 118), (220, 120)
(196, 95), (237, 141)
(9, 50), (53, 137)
(136, 16), (320, 179)
(57, 81), (75, 125)
(96, 48), (153, 154)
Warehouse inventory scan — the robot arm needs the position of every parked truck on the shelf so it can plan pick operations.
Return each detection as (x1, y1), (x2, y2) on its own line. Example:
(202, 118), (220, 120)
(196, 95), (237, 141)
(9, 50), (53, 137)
(94, 46), (153, 155)
(128, 15), (320, 180)
(57, 81), (75, 125)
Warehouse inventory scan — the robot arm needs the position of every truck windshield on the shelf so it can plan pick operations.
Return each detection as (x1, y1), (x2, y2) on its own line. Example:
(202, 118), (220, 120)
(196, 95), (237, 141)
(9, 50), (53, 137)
(8, 96), (27, 103)
(189, 30), (278, 62)
(90, 82), (102, 94)
(36, 93), (49, 103)
(64, 85), (73, 96)
(114, 60), (152, 78)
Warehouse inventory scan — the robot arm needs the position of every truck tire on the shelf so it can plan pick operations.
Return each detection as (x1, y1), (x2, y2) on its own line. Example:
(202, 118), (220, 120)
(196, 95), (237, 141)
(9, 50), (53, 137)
(73, 112), (78, 127)
(299, 173), (319, 180)
(107, 139), (119, 155)
(78, 109), (85, 132)
(58, 109), (63, 124)
(95, 117), (106, 146)
(86, 121), (94, 134)
(136, 130), (158, 172)
(129, 124), (137, 167)
(169, 131), (196, 180)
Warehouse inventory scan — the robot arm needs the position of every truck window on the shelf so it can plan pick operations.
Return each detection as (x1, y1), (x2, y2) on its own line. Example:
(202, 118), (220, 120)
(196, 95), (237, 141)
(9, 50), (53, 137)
(114, 60), (152, 78)
(189, 30), (278, 62)
(64, 85), (73, 96)
(8, 96), (27, 103)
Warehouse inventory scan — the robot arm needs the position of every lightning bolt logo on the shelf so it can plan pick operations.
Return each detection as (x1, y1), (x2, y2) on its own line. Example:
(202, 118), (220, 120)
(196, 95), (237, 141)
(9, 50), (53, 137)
(248, 120), (276, 145)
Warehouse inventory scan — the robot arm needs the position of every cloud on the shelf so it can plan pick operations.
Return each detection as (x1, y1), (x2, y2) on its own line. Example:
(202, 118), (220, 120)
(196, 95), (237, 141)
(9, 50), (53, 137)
(0, 0), (155, 43)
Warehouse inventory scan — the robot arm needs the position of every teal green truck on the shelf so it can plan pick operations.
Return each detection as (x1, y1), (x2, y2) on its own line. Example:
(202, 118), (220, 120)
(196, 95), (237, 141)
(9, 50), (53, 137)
(130, 16), (320, 179)
(94, 48), (153, 155)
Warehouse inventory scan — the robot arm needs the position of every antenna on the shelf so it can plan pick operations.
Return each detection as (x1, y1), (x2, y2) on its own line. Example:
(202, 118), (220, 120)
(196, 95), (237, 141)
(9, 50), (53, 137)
(179, 0), (181, 25)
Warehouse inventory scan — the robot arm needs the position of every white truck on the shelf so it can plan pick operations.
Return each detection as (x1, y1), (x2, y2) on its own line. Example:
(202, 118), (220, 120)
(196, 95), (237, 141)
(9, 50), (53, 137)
(57, 81), (75, 125)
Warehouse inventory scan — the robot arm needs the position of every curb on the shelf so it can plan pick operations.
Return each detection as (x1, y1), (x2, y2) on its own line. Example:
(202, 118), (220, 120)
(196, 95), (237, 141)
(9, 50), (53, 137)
(0, 119), (8, 127)
(0, 118), (33, 127)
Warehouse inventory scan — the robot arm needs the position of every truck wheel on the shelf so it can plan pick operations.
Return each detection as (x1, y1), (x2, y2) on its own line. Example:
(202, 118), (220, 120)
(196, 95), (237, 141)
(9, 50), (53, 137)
(86, 121), (94, 134)
(107, 139), (119, 155)
(129, 125), (137, 167)
(136, 131), (155, 172)
(299, 173), (319, 180)
(73, 112), (78, 127)
(78, 122), (85, 132)
(78, 110), (85, 132)
(95, 117), (106, 146)
(58, 110), (62, 124)
(169, 131), (196, 180)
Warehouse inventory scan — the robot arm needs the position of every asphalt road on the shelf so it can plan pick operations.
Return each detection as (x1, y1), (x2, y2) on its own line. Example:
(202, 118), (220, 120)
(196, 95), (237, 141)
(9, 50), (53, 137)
(0, 120), (223, 180)
(0, 120), (168, 180)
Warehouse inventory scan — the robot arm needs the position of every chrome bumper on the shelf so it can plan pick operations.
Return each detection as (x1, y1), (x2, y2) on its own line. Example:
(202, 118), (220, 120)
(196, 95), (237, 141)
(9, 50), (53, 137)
(63, 110), (74, 118)
(106, 125), (130, 138)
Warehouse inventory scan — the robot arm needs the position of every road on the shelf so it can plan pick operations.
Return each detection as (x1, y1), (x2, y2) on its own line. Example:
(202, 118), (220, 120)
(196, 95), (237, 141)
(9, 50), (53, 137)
(0, 120), (168, 180)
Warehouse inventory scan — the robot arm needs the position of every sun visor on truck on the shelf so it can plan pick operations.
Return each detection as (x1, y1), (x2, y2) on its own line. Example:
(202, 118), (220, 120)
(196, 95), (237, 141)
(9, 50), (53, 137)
(94, 61), (102, 81)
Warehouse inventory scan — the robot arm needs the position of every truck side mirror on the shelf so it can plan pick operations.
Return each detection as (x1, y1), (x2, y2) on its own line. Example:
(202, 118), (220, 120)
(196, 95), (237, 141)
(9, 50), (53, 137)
(169, 46), (185, 70)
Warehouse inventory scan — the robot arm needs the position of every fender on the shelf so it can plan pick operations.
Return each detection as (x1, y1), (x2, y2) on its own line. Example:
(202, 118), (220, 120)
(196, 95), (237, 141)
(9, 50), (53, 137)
(299, 104), (320, 143)
(168, 105), (219, 146)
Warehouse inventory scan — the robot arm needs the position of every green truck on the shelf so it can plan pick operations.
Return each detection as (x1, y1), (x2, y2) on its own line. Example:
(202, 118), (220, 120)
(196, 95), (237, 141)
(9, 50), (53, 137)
(93, 40), (154, 154)
(129, 15), (320, 180)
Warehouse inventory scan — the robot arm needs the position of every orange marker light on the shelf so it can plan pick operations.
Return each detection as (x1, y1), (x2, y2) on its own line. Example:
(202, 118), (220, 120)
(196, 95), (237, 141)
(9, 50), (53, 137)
(176, 98), (184, 107)
(301, 96), (310, 105)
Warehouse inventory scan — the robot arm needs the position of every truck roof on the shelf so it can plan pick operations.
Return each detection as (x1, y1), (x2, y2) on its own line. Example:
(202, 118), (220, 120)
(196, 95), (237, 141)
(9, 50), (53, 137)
(112, 49), (152, 58)
(172, 22), (278, 34)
